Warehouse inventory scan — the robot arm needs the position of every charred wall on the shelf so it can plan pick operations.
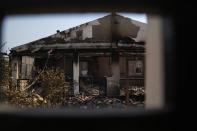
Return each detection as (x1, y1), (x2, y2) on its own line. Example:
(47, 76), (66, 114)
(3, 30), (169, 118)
(92, 15), (112, 42)
(92, 15), (141, 42)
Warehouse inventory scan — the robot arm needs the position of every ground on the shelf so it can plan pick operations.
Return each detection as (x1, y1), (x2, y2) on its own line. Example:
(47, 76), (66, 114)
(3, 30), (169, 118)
(63, 96), (144, 110)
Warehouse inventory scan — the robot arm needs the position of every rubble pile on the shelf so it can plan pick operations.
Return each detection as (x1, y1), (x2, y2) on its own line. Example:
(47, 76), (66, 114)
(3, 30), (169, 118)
(83, 88), (100, 96)
(65, 96), (144, 109)
(62, 87), (144, 109)
(4, 86), (144, 109)
(129, 86), (145, 102)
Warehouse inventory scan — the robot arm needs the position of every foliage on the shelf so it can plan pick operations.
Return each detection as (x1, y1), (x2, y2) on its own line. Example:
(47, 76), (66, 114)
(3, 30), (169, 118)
(0, 56), (9, 87)
(36, 67), (70, 106)
(4, 67), (70, 108)
(0, 55), (9, 101)
(5, 89), (45, 108)
(0, 42), (9, 86)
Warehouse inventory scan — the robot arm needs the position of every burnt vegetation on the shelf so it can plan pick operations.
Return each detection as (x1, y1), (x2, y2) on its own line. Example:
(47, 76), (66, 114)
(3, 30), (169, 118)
(1, 14), (145, 109)
(0, 65), (144, 109)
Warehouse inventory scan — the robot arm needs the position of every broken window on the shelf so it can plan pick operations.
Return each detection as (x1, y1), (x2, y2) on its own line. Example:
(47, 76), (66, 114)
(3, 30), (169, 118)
(80, 61), (88, 76)
(128, 60), (143, 76)
(21, 56), (34, 79)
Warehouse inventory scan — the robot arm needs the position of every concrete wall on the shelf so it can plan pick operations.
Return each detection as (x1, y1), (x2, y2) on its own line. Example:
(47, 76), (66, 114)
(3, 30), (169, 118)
(64, 57), (73, 77)
(79, 55), (144, 78)
(132, 20), (147, 42)
(97, 57), (112, 77)
(57, 14), (146, 43)
(108, 53), (120, 96)
(82, 25), (93, 40)
(113, 15), (140, 40)
(91, 15), (143, 42)
(92, 16), (112, 42)
(119, 57), (127, 77)
(79, 56), (112, 77)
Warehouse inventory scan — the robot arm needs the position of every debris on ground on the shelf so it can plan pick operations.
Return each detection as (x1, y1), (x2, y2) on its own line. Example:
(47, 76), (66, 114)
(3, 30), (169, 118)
(62, 86), (144, 109)
(129, 86), (145, 102)
(4, 85), (144, 109)
(83, 87), (100, 96)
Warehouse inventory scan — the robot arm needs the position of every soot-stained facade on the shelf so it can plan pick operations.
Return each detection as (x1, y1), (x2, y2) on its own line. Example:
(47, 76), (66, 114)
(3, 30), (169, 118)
(10, 13), (146, 96)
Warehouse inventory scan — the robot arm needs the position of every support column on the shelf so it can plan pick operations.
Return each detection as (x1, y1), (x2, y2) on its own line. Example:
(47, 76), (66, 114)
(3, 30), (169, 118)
(11, 56), (19, 86)
(73, 52), (80, 95)
(107, 52), (120, 96)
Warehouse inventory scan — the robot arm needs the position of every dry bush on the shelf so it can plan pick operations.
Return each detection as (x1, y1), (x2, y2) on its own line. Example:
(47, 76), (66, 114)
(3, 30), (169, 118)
(0, 56), (10, 102)
(4, 67), (70, 108)
(37, 67), (70, 106)
(0, 56), (9, 87)
(5, 89), (45, 108)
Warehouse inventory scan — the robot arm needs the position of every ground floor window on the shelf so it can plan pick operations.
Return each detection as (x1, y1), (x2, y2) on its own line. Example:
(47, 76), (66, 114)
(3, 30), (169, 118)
(128, 60), (143, 76)
(21, 56), (34, 79)
(80, 61), (88, 76)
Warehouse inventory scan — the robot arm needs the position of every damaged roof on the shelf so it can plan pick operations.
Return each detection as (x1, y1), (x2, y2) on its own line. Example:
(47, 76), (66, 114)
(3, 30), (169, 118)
(11, 13), (147, 53)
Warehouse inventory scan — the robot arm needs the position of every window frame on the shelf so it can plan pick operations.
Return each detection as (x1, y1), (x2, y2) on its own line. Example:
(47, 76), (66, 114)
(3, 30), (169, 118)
(21, 56), (34, 79)
(127, 58), (144, 77)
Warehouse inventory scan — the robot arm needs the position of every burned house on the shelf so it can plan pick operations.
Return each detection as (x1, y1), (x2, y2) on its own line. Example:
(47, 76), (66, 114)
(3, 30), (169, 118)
(9, 13), (146, 96)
